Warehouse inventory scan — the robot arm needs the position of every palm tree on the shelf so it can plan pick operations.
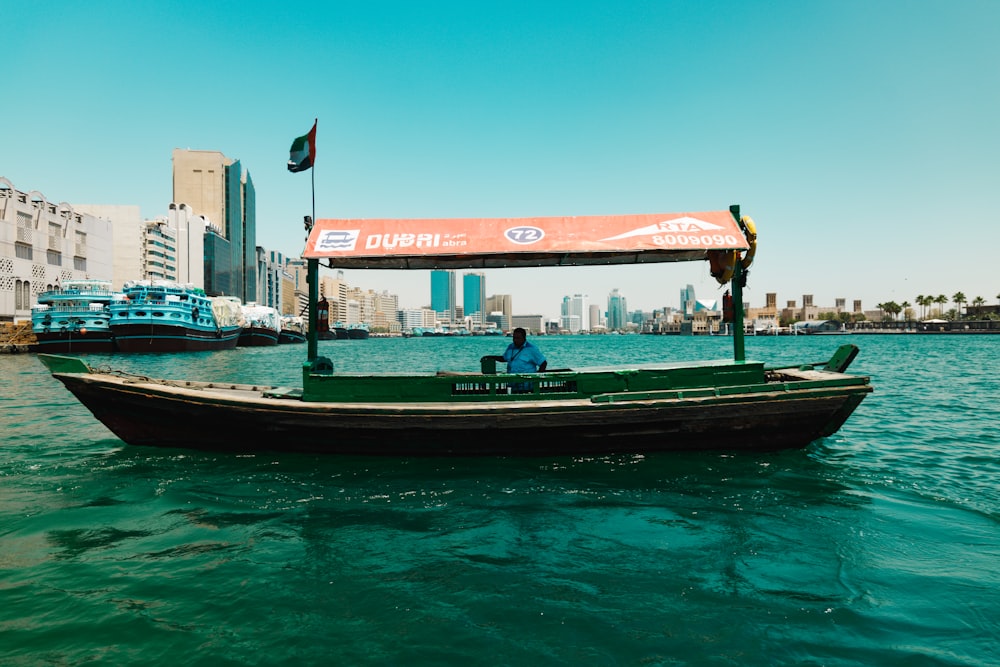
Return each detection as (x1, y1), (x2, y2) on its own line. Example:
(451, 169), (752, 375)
(935, 294), (948, 318)
(952, 292), (966, 319)
(916, 294), (927, 320)
(900, 300), (911, 322)
(971, 296), (985, 318)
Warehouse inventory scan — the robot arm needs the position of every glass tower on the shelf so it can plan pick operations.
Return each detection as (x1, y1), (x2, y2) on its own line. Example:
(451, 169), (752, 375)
(607, 288), (628, 330)
(463, 273), (486, 324)
(430, 270), (456, 323)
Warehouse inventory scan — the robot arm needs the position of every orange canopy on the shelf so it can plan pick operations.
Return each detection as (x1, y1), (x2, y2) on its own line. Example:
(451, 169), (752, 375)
(303, 210), (749, 269)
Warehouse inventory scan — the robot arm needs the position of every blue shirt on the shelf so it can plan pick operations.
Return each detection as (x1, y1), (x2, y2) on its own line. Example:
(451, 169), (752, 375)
(502, 340), (546, 373)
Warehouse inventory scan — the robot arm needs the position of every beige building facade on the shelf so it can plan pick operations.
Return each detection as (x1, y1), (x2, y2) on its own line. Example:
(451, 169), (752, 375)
(0, 177), (113, 322)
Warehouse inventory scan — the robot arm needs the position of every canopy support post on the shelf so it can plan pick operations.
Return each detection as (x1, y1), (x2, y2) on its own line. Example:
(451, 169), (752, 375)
(307, 256), (319, 362)
(730, 204), (746, 362)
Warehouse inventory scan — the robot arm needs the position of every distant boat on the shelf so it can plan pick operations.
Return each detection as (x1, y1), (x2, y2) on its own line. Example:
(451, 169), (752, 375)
(278, 316), (307, 344)
(109, 281), (242, 352)
(347, 323), (369, 339)
(793, 320), (851, 335)
(238, 303), (281, 347)
(31, 279), (116, 353)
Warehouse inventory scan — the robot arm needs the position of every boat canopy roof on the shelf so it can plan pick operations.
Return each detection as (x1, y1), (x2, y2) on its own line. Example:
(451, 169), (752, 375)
(303, 209), (750, 269)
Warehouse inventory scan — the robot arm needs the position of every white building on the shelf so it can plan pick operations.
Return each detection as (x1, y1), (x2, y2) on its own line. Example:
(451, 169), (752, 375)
(168, 202), (206, 287)
(70, 204), (141, 290)
(399, 308), (437, 330)
(74, 201), (206, 290)
(0, 177), (113, 322)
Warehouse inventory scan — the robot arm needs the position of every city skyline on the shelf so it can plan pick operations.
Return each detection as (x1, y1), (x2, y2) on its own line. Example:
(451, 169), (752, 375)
(4, 2), (997, 317)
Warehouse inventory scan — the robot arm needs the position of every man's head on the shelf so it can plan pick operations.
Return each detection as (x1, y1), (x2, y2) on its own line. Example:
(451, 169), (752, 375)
(512, 327), (526, 347)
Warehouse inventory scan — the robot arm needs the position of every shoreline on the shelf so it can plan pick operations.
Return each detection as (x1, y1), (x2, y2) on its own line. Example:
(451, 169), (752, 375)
(6, 327), (999, 355)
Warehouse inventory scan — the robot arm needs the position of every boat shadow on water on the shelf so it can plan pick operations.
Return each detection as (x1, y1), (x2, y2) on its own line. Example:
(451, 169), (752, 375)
(85, 439), (864, 510)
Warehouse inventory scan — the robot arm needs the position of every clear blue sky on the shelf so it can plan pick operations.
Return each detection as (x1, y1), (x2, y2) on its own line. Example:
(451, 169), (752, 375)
(6, 0), (998, 318)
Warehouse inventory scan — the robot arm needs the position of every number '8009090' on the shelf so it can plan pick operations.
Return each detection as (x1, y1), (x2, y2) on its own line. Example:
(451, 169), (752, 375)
(652, 234), (740, 246)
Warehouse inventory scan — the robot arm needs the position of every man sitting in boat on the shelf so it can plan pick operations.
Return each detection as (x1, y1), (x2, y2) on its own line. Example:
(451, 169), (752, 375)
(485, 327), (546, 371)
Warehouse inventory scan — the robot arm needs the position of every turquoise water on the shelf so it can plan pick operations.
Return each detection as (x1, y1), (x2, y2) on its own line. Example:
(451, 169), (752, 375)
(2, 335), (998, 665)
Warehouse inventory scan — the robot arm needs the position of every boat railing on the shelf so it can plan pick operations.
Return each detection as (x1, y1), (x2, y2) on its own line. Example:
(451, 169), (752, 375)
(34, 303), (110, 313)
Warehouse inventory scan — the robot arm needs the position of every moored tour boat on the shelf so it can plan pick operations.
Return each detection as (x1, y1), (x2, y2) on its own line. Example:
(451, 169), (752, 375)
(109, 280), (243, 352)
(41, 206), (872, 455)
(347, 323), (369, 339)
(238, 303), (281, 347)
(278, 315), (307, 344)
(31, 279), (116, 353)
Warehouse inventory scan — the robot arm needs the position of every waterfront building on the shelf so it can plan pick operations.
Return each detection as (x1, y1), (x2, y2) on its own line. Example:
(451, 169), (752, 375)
(142, 218), (177, 282)
(256, 247), (275, 311)
(284, 258), (309, 317)
(430, 269), (456, 323)
(607, 288), (628, 331)
(511, 314), (545, 334)
(345, 287), (374, 325)
(203, 225), (232, 296)
(279, 269), (297, 317)
(73, 204), (142, 289)
(463, 272), (486, 326)
(372, 290), (400, 332)
(0, 177), (113, 323)
(680, 284), (696, 317)
(560, 293), (589, 332)
(589, 304), (603, 330)
(168, 203), (207, 287)
(486, 294), (512, 331)
(399, 307), (437, 331)
(172, 149), (256, 302)
(72, 202), (206, 290)
(345, 298), (361, 325)
(486, 311), (509, 333)
(318, 270), (349, 322)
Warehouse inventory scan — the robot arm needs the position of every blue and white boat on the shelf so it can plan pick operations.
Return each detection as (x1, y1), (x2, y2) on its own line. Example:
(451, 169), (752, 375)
(109, 280), (242, 352)
(31, 279), (116, 353)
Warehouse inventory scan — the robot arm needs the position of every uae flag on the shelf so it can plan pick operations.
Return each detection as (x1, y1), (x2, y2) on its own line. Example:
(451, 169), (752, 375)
(287, 120), (317, 173)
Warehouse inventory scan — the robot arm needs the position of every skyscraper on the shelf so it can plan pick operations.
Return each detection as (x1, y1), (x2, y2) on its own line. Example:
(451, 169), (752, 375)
(608, 288), (628, 330)
(559, 293), (588, 332)
(430, 270), (456, 323)
(680, 284), (696, 317)
(463, 272), (486, 325)
(172, 149), (255, 301)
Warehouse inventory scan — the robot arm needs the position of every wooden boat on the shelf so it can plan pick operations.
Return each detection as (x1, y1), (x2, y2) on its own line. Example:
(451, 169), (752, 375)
(40, 206), (872, 455)
(278, 316), (307, 344)
(109, 281), (243, 352)
(346, 323), (369, 339)
(238, 303), (281, 347)
(31, 279), (116, 353)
